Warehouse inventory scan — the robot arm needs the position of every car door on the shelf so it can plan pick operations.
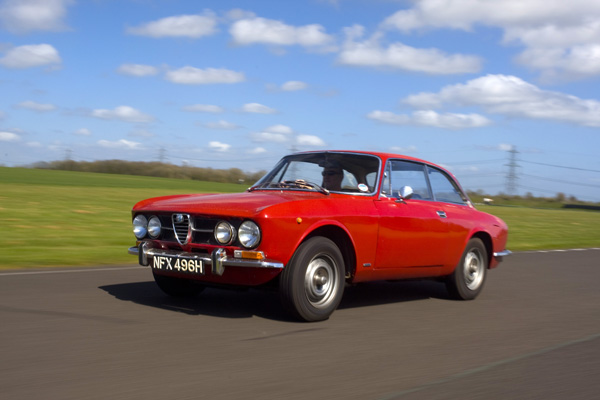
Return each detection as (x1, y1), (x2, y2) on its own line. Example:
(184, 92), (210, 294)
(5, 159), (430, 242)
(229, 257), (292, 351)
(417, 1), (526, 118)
(426, 165), (473, 271)
(373, 160), (449, 272)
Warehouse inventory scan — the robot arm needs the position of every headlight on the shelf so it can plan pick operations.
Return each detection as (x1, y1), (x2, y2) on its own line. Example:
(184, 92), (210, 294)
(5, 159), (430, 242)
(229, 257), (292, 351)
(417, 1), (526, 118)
(215, 221), (236, 245)
(133, 215), (148, 239)
(147, 216), (162, 238)
(238, 221), (261, 248)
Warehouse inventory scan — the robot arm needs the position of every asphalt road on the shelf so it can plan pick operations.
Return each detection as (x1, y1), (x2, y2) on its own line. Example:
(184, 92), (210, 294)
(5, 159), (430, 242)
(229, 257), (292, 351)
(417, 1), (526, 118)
(1, 250), (599, 400)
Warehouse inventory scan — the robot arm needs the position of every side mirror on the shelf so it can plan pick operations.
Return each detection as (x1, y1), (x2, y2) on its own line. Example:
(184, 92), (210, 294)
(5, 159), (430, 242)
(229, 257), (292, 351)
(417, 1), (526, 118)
(397, 186), (414, 203)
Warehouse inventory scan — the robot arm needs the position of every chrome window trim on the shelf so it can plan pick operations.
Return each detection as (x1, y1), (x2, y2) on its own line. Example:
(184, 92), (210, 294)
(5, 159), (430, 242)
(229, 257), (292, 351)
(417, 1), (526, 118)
(378, 159), (470, 206)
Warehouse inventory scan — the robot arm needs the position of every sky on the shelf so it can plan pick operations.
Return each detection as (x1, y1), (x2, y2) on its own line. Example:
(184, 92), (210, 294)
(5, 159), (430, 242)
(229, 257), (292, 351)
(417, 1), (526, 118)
(0, 0), (599, 201)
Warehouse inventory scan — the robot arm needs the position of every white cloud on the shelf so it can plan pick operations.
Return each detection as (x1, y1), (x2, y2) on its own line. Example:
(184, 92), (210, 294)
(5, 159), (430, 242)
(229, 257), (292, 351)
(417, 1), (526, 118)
(367, 110), (492, 129)
(381, 0), (600, 80)
(251, 132), (285, 143)
(383, 0), (600, 32)
(338, 27), (481, 74)
(183, 104), (224, 113)
(91, 106), (155, 123)
(296, 134), (325, 147)
(204, 120), (240, 130)
(74, 128), (91, 136)
(265, 124), (293, 134)
(248, 147), (267, 154)
(516, 43), (600, 81)
(165, 66), (245, 85)
(402, 74), (600, 127)
(97, 139), (142, 149)
(0, 131), (20, 142)
(281, 80), (308, 91)
(225, 9), (256, 21)
(0, 0), (73, 34)
(241, 103), (277, 114)
(230, 17), (334, 48)
(497, 143), (515, 152)
(0, 44), (61, 69)
(209, 141), (231, 152)
(251, 125), (293, 142)
(16, 100), (57, 112)
(117, 64), (159, 77)
(127, 13), (218, 38)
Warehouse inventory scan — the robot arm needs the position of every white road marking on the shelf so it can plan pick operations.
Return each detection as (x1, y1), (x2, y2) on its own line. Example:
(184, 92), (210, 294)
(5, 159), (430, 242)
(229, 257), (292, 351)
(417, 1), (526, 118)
(379, 332), (600, 400)
(521, 247), (600, 254)
(1, 248), (598, 276)
(0, 266), (145, 276)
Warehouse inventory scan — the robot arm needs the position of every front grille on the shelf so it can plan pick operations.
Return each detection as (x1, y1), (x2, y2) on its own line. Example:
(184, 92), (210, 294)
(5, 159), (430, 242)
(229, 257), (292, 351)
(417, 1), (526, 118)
(172, 214), (191, 245)
(141, 213), (242, 246)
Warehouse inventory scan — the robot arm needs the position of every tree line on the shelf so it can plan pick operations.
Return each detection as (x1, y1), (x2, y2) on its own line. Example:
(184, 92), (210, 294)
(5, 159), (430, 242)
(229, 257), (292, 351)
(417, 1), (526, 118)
(31, 160), (266, 185)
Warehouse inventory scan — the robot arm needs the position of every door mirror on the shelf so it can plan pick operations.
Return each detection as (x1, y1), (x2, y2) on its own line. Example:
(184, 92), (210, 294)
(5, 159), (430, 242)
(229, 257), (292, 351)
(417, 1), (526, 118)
(398, 186), (414, 201)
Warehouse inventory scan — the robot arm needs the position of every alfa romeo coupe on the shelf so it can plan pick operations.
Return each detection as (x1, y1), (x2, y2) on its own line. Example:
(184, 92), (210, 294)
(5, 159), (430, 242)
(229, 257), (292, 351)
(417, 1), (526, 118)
(129, 151), (510, 321)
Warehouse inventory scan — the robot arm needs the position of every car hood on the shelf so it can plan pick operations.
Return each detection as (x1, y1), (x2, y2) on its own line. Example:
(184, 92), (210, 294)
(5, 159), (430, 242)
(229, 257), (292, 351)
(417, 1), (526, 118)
(133, 190), (326, 218)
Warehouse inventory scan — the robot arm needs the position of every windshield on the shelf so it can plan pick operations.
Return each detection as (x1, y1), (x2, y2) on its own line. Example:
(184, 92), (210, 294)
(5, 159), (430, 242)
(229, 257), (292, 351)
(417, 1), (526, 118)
(252, 152), (380, 194)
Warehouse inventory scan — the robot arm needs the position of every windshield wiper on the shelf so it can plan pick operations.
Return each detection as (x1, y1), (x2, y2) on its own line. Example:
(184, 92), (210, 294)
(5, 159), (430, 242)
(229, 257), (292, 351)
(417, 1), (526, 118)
(279, 179), (329, 195)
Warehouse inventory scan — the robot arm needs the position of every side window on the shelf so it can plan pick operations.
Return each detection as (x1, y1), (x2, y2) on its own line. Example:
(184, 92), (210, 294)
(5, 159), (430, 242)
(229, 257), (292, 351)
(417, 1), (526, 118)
(428, 167), (466, 204)
(384, 160), (432, 200)
(365, 172), (377, 190)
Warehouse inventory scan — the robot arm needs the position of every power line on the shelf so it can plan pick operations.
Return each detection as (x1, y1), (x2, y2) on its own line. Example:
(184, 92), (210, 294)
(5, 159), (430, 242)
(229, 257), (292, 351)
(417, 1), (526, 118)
(521, 173), (600, 189)
(444, 158), (505, 166)
(519, 159), (600, 173)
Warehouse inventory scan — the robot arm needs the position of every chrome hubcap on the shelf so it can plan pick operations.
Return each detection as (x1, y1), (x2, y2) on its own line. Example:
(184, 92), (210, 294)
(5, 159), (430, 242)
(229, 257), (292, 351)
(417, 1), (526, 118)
(464, 249), (484, 290)
(304, 255), (337, 308)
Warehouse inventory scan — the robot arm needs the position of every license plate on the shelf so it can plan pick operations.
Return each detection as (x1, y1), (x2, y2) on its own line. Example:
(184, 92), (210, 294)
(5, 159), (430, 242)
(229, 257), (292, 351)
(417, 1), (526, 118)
(151, 255), (204, 275)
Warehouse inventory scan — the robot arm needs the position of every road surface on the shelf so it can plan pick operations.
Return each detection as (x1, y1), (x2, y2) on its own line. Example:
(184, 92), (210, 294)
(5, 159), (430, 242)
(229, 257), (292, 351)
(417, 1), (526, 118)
(1, 250), (599, 399)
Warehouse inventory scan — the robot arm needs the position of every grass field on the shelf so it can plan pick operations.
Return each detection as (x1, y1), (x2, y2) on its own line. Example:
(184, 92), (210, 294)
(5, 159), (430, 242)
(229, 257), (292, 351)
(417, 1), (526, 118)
(1, 167), (599, 269)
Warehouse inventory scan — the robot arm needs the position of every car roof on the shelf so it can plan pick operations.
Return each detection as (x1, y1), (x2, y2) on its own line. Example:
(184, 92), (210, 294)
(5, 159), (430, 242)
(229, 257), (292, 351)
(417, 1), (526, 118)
(293, 150), (451, 175)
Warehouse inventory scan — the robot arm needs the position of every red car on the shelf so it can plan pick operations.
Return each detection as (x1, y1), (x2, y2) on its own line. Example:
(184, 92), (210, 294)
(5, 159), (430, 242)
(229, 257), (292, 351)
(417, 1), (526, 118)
(129, 151), (510, 321)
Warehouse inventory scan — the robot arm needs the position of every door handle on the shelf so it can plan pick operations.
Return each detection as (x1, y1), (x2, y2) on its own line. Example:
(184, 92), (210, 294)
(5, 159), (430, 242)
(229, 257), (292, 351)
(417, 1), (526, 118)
(436, 211), (447, 218)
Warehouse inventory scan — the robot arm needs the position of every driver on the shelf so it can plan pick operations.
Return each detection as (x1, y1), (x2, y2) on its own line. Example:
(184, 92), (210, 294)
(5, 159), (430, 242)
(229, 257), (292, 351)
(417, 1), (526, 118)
(321, 161), (344, 191)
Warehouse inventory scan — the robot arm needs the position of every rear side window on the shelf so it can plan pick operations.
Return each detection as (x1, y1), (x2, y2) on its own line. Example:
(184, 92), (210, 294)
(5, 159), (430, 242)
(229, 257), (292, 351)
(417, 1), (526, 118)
(427, 167), (466, 204)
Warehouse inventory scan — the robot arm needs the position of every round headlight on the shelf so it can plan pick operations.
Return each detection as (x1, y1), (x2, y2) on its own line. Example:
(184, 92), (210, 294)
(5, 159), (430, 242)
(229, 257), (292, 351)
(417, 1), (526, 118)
(147, 216), (161, 238)
(238, 221), (261, 248)
(133, 215), (148, 239)
(215, 221), (236, 245)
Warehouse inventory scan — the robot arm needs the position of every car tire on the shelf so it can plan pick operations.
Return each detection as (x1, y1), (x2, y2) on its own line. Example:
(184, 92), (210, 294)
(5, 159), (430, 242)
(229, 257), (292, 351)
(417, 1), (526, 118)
(446, 238), (487, 300)
(280, 236), (345, 322)
(152, 271), (204, 298)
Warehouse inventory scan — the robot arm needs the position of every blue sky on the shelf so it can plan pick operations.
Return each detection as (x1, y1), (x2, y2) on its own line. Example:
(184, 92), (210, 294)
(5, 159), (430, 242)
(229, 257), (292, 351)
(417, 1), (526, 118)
(1, 0), (599, 201)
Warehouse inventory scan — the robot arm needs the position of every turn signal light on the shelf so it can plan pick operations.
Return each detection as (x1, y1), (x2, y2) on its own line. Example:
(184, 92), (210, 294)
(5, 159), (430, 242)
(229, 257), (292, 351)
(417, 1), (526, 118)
(234, 250), (265, 260)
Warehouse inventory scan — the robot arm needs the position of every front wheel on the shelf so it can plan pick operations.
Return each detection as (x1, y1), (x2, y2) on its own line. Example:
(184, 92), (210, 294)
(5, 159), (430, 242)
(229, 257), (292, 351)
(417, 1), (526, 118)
(446, 238), (488, 300)
(152, 271), (204, 298)
(280, 236), (345, 322)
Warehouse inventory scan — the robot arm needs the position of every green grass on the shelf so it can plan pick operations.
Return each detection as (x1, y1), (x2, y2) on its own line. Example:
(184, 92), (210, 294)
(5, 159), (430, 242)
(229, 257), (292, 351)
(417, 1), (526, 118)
(1, 167), (599, 269)
(0, 167), (244, 269)
(476, 205), (600, 251)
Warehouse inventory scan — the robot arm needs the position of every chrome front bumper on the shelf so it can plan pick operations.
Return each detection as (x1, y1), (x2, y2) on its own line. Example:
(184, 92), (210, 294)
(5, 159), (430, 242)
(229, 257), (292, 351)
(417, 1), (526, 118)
(493, 249), (512, 262)
(128, 242), (284, 276)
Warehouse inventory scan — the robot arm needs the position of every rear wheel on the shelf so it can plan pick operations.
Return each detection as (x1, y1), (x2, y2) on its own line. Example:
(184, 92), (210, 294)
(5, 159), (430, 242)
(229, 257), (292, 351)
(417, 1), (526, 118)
(280, 236), (345, 322)
(152, 271), (204, 297)
(446, 238), (487, 300)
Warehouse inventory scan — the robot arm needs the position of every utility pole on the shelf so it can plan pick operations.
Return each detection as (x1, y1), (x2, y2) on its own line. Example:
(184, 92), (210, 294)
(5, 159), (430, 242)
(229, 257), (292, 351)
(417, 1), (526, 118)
(158, 147), (166, 163)
(505, 146), (518, 195)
